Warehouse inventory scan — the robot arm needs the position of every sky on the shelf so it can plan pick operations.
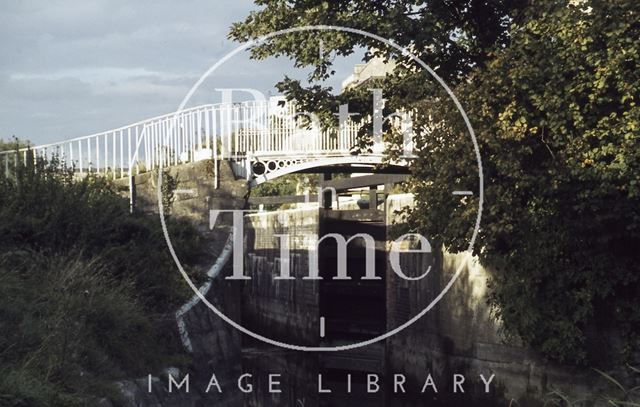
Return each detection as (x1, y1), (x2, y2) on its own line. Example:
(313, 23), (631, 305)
(0, 0), (364, 145)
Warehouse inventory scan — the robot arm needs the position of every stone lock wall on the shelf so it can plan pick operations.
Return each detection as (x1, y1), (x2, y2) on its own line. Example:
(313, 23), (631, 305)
(385, 193), (595, 406)
(243, 207), (321, 347)
(128, 160), (246, 217)
(114, 159), (248, 407)
(113, 163), (608, 406)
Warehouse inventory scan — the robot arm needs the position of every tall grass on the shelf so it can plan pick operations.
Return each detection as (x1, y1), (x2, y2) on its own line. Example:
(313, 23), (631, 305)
(0, 151), (202, 405)
(544, 366), (640, 407)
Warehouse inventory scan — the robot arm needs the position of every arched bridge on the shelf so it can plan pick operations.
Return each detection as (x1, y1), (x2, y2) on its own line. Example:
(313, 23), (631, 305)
(0, 97), (412, 192)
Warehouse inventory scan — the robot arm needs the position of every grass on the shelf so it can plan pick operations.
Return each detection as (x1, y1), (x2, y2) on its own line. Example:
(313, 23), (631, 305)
(0, 151), (202, 405)
(544, 366), (640, 407)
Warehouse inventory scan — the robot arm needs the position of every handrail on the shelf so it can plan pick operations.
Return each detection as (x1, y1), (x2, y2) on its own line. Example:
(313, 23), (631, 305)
(0, 102), (256, 154)
(0, 99), (410, 205)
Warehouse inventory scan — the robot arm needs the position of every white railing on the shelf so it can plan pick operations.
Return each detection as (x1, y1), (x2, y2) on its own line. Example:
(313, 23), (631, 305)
(0, 99), (367, 194)
(235, 100), (361, 156)
(0, 104), (221, 180)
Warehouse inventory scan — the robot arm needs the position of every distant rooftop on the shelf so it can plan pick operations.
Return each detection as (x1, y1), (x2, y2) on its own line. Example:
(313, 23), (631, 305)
(341, 56), (396, 92)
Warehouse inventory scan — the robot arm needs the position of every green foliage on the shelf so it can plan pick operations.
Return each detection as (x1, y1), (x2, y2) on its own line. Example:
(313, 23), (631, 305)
(252, 173), (319, 209)
(406, 0), (640, 364)
(160, 169), (179, 215)
(0, 137), (30, 152)
(0, 254), (177, 406)
(545, 366), (640, 406)
(229, 0), (528, 133)
(233, 0), (640, 364)
(253, 174), (303, 197)
(0, 152), (200, 404)
(230, 0), (527, 84)
(0, 154), (203, 310)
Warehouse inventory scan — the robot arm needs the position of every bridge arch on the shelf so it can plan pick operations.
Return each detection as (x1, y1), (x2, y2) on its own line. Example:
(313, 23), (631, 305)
(248, 155), (409, 188)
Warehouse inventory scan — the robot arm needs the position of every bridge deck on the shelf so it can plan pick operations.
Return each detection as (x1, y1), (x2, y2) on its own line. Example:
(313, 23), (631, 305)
(1, 99), (412, 195)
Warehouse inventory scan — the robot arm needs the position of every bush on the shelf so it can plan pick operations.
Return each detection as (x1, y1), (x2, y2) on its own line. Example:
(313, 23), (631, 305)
(0, 152), (201, 404)
(0, 153), (203, 311)
(407, 0), (640, 364)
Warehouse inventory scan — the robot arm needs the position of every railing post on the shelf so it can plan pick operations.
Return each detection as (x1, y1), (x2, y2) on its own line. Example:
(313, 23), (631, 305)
(152, 123), (157, 170)
(190, 111), (195, 162)
(180, 115), (185, 163)
(156, 121), (161, 168)
(149, 124), (154, 170)
(172, 115), (178, 166)
(78, 139), (83, 174)
(69, 142), (73, 169)
(112, 131), (116, 179)
(160, 120), (165, 167)
(197, 108), (202, 151)
(127, 128), (131, 177)
(213, 107), (218, 159)
(104, 133), (108, 176)
(234, 106), (239, 159)
(205, 108), (211, 152)
(245, 154), (251, 181)
(160, 119), (166, 167)
(213, 131), (218, 188)
(227, 105), (232, 159)
(144, 125), (149, 171)
(218, 106), (224, 160)
(119, 130), (123, 178)
(135, 126), (140, 175)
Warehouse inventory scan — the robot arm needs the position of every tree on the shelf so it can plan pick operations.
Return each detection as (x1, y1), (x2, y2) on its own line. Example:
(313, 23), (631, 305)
(415, 0), (639, 364)
(405, 0), (640, 364)
(229, 0), (528, 125)
(231, 0), (640, 364)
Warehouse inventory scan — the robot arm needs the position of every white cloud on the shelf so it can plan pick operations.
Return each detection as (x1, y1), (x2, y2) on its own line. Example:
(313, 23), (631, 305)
(0, 0), (366, 145)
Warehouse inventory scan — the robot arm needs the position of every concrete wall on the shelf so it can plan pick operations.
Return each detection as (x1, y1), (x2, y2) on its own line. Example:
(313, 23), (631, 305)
(128, 159), (246, 225)
(116, 161), (608, 406)
(116, 160), (248, 406)
(243, 208), (321, 347)
(385, 194), (594, 406)
(241, 208), (323, 407)
(240, 192), (602, 405)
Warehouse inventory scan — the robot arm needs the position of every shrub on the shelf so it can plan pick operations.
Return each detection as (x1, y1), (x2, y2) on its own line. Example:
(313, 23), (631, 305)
(0, 152), (201, 404)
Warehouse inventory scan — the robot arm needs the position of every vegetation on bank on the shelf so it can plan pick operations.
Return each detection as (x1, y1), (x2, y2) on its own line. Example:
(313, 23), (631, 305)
(230, 0), (640, 365)
(407, 1), (640, 365)
(545, 366), (640, 406)
(0, 148), (203, 406)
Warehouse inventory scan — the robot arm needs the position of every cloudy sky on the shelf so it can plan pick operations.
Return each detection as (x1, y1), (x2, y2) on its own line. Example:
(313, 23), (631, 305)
(0, 1), (363, 145)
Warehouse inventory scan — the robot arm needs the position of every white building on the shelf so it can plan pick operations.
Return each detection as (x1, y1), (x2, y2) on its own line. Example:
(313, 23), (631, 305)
(341, 56), (396, 92)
